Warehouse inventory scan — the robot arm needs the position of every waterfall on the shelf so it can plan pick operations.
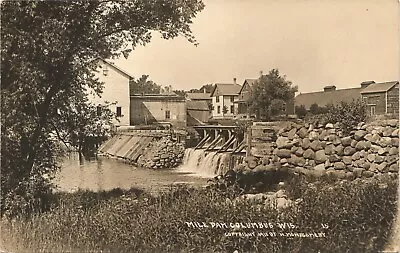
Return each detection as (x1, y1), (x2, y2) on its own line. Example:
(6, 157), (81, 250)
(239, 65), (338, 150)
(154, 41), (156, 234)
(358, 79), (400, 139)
(177, 148), (232, 178)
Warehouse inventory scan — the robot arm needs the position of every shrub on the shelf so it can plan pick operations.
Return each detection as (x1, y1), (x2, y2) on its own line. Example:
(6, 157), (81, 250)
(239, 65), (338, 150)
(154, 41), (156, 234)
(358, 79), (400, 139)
(323, 99), (367, 135)
(295, 105), (307, 119)
(1, 177), (397, 253)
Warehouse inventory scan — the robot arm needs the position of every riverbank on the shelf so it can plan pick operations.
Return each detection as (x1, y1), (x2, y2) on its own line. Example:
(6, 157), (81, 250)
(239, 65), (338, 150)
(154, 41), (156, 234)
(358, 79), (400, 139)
(1, 174), (397, 253)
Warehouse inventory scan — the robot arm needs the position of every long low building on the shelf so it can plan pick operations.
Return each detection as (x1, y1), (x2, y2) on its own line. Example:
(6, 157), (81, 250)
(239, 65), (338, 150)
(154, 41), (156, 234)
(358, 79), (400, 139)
(295, 81), (399, 116)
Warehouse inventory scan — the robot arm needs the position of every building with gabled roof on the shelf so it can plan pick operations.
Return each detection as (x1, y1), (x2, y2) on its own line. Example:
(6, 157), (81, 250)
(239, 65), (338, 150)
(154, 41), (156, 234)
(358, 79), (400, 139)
(361, 81), (399, 115)
(210, 80), (242, 119)
(89, 59), (134, 126)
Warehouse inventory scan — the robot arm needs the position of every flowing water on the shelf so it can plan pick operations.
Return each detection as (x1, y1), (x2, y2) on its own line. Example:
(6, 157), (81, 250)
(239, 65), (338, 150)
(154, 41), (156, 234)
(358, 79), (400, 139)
(53, 149), (231, 194)
(53, 153), (208, 195)
(176, 148), (232, 178)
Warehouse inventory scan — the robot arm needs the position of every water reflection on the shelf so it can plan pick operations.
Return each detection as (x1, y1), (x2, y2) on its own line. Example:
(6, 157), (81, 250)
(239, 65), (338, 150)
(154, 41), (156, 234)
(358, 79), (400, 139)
(53, 154), (208, 194)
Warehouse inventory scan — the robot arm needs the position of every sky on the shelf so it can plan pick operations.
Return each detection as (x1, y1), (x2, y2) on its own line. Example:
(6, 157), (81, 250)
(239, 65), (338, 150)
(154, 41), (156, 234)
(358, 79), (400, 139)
(114, 0), (399, 94)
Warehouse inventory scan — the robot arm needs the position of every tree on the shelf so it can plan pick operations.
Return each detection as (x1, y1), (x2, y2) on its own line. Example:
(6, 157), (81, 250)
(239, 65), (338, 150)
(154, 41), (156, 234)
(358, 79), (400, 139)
(130, 75), (161, 95)
(248, 69), (298, 120)
(1, 0), (204, 216)
(295, 105), (307, 119)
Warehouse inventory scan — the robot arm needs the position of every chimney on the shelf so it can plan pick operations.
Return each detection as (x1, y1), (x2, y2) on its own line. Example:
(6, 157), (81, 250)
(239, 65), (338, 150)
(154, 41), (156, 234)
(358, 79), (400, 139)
(260, 70), (263, 77)
(361, 80), (375, 89)
(233, 78), (237, 85)
(203, 88), (207, 93)
(323, 85), (336, 92)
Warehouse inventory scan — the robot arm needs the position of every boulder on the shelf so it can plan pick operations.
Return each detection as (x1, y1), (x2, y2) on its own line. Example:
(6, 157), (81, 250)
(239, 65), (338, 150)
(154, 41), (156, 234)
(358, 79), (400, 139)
(302, 139), (311, 149)
(377, 162), (388, 172)
(290, 156), (306, 167)
(303, 149), (315, 159)
(363, 171), (375, 178)
(295, 147), (304, 156)
(378, 147), (388, 155)
(379, 137), (392, 147)
(342, 156), (352, 165)
(277, 149), (292, 158)
(352, 152), (361, 161)
(329, 154), (342, 163)
(344, 146), (356, 156)
(374, 155), (385, 164)
(324, 144), (335, 155)
(335, 145), (344, 156)
(391, 129), (399, 137)
(310, 140), (323, 151)
(334, 162), (346, 170)
(326, 123), (334, 128)
(389, 163), (399, 172)
(392, 138), (399, 147)
(367, 154), (376, 162)
(315, 150), (328, 164)
(355, 141), (368, 151)
(353, 168), (364, 178)
(383, 127), (394, 137)
(319, 130), (330, 141)
(389, 147), (398, 156)
(287, 128), (297, 140)
(276, 137), (291, 149)
(341, 136), (353, 146)
(354, 130), (367, 141)
(309, 131), (319, 141)
(350, 140), (358, 148)
(297, 127), (308, 138)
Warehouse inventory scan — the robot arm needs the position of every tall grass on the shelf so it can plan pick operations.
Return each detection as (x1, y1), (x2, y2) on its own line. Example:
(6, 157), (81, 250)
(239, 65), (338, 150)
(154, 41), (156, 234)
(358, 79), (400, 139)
(1, 176), (398, 253)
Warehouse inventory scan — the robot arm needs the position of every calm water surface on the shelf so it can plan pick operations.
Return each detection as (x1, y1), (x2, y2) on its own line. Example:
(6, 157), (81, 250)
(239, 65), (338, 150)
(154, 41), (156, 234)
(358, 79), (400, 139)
(53, 154), (208, 194)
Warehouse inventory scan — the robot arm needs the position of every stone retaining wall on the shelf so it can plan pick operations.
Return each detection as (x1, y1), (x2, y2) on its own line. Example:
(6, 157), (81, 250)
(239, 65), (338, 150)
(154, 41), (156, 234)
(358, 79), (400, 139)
(248, 119), (399, 179)
(137, 137), (185, 169)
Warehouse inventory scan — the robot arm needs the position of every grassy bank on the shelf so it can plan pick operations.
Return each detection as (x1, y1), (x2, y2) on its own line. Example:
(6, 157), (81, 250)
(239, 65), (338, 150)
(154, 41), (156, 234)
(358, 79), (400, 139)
(1, 176), (398, 253)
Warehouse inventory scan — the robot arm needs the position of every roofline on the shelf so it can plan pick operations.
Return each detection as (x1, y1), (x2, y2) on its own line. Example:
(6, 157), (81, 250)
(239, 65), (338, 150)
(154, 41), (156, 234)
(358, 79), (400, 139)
(360, 81), (399, 94)
(97, 58), (134, 79)
(295, 87), (362, 98)
(210, 83), (241, 97)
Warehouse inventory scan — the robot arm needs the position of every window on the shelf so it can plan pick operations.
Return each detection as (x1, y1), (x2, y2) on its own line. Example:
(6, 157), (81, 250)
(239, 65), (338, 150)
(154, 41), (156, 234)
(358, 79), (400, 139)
(165, 110), (171, 119)
(216, 96), (220, 103)
(116, 106), (122, 117)
(230, 105), (234, 114)
(97, 106), (102, 116)
(370, 106), (376, 115)
(217, 106), (220, 114)
(230, 96), (235, 102)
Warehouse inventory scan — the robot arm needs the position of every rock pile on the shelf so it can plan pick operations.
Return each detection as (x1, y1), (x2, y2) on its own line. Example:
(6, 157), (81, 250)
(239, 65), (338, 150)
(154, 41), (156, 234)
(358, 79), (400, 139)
(137, 137), (185, 169)
(250, 119), (399, 180)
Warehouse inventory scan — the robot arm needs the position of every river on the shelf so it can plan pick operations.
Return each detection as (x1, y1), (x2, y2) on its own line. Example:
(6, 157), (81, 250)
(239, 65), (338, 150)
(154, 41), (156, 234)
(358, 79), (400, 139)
(53, 153), (210, 195)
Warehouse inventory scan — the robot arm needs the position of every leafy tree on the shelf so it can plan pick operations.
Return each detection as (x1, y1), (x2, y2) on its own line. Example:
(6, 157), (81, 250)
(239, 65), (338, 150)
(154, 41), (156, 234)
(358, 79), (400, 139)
(309, 103), (319, 115)
(1, 0), (204, 216)
(295, 105), (307, 119)
(248, 69), (298, 120)
(130, 74), (161, 95)
(309, 103), (328, 115)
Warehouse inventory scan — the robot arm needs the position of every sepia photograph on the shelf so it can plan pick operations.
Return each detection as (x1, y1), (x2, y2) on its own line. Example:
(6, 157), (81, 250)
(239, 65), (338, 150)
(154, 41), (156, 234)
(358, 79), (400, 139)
(1, 0), (399, 252)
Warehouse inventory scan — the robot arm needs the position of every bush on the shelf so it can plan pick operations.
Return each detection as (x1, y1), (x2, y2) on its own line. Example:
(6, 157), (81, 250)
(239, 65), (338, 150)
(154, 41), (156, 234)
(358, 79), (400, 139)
(323, 99), (367, 135)
(1, 177), (397, 253)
